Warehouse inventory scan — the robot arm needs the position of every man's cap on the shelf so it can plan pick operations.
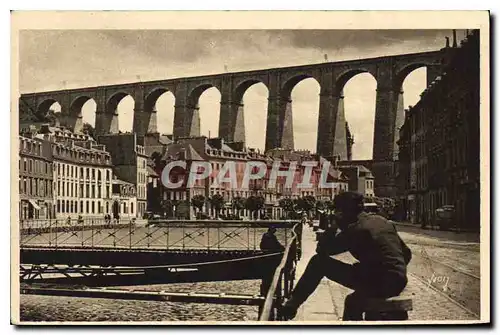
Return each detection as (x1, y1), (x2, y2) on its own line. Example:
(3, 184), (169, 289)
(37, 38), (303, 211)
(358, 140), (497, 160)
(333, 192), (365, 212)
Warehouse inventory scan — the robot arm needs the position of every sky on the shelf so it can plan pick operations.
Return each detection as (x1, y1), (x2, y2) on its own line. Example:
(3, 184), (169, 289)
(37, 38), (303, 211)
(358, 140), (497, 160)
(19, 29), (465, 159)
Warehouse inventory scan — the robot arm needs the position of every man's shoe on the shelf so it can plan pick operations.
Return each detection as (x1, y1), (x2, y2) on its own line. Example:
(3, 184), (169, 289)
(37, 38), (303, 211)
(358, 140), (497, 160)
(281, 299), (299, 320)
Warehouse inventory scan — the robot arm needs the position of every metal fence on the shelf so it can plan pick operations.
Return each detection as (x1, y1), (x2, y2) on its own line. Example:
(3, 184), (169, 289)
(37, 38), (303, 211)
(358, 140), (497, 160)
(20, 218), (295, 251)
(258, 221), (302, 321)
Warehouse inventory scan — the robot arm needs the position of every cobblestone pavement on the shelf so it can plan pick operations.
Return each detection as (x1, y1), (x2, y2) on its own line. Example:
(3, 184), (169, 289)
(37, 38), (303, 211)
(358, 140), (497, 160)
(19, 223), (482, 322)
(20, 280), (260, 322)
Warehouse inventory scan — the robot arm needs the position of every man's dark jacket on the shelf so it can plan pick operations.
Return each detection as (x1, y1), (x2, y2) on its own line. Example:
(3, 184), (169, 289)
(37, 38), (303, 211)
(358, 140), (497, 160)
(317, 212), (412, 283)
(260, 232), (285, 252)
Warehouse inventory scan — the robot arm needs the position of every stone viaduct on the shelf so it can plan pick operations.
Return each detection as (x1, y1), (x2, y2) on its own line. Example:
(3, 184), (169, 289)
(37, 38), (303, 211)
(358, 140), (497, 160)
(19, 46), (458, 196)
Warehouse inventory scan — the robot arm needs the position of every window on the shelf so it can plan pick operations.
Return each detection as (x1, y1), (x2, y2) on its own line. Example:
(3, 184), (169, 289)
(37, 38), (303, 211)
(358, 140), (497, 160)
(98, 187), (101, 199)
(86, 201), (89, 213)
(85, 184), (89, 198)
(80, 201), (83, 212)
(131, 202), (134, 214)
(29, 160), (33, 172)
(98, 201), (102, 214)
(61, 200), (65, 213)
(91, 185), (95, 198)
(105, 202), (109, 214)
(91, 201), (95, 214)
(23, 159), (27, 171)
(98, 170), (101, 181)
(57, 200), (61, 212)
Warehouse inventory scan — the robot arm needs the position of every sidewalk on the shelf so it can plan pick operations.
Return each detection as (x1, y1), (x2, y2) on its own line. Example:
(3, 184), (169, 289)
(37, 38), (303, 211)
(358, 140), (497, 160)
(292, 227), (346, 321)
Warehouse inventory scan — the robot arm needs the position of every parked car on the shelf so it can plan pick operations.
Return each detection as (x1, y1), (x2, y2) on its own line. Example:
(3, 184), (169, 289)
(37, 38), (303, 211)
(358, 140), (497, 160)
(436, 205), (455, 230)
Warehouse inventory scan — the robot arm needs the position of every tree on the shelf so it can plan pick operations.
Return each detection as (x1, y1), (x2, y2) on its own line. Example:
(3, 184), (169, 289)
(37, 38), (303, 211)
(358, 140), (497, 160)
(160, 199), (174, 218)
(326, 200), (336, 213)
(82, 122), (96, 139)
(245, 195), (265, 220)
(278, 197), (295, 218)
(301, 195), (316, 213)
(231, 196), (246, 217)
(209, 194), (225, 218)
(175, 200), (190, 219)
(191, 194), (205, 214)
(315, 200), (327, 212)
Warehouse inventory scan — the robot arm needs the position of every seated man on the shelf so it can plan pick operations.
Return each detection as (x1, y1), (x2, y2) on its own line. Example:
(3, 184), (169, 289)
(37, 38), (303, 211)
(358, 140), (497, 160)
(259, 226), (286, 298)
(282, 192), (412, 320)
(260, 226), (285, 252)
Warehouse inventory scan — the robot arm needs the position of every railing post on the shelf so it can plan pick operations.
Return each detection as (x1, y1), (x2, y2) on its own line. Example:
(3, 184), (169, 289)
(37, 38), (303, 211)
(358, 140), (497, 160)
(91, 219), (94, 249)
(166, 224), (170, 250)
(217, 226), (220, 250)
(54, 219), (58, 248)
(129, 218), (133, 249)
(80, 219), (84, 247)
(207, 225), (210, 250)
(253, 226), (256, 251)
(275, 274), (283, 320)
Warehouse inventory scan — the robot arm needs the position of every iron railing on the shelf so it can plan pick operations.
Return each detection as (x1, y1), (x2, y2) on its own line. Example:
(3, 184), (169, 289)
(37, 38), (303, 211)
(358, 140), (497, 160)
(259, 221), (302, 321)
(20, 218), (295, 251)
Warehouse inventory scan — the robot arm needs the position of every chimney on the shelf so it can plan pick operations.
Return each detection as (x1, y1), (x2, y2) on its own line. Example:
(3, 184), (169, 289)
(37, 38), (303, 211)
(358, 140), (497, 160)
(452, 29), (458, 47)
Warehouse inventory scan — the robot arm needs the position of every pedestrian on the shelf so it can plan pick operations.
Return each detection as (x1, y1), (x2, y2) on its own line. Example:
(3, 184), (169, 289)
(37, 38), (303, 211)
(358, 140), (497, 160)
(301, 213), (309, 227)
(281, 191), (412, 320)
(318, 209), (329, 230)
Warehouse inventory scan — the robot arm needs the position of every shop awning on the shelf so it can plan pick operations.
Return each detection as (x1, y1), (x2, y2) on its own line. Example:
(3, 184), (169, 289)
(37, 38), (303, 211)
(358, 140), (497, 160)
(28, 199), (41, 210)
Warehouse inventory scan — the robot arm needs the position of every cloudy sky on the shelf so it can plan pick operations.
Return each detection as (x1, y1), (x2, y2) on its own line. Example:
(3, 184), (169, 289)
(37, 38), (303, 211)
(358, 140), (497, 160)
(19, 29), (464, 159)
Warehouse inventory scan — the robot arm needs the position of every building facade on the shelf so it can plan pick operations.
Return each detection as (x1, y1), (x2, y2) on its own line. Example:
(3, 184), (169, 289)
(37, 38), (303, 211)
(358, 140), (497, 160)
(19, 131), (54, 220)
(97, 133), (149, 218)
(397, 30), (480, 231)
(151, 138), (350, 219)
(37, 126), (114, 219)
(338, 165), (375, 198)
(111, 177), (137, 220)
